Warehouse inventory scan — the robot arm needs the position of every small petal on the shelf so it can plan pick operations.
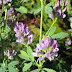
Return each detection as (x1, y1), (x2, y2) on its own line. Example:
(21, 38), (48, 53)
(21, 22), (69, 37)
(48, 13), (54, 19)
(16, 36), (24, 43)
(28, 34), (33, 44)
(53, 48), (59, 53)
(32, 52), (40, 57)
(62, 14), (66, 18)
(62, 7), (67, 13)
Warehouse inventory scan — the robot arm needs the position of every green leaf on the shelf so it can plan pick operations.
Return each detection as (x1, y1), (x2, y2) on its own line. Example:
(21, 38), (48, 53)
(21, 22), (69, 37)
(27, 46), (34, 62)
(30, 68), (41, 72)
(20, 0), (29, 3)
(48, 26), (56, 37)
(19, 50), (30, 61)
(68, 29), (72, 32)
(22, 62), (32, 72)
(4, 25), (10, 34)
(8, 61), (19, 67)
(71, 69), (72, 72)
(46, 1), (55, 7)
(15, 6), (27, 13)
(0, 66), (6, 72)
(8, 67), (18, 72)
(0, 63), (6, 72)
(67, 1), (70, 14)
(18, 54), (25, 59)
(45, 6), (53, 14)
(51, 32), (69, 39)
(0, 68), (2, 72)
(34, 7), (42, 15)
(45, 1), (54, 14)
(42, 68), (56, 72)
(41, 71), (45, 72)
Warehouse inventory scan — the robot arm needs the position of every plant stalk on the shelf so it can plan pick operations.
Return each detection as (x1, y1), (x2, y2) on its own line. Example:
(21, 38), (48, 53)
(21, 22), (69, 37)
(45, 17), (57, 37)
(39, 0), (43, 43)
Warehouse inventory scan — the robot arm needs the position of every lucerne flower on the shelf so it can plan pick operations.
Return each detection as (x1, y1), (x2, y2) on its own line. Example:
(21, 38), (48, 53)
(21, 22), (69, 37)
(14, 22), (33, 44)
(33, 37), (59, 61)
(4, 49), (17, 60)
(53, 0), (68, 18)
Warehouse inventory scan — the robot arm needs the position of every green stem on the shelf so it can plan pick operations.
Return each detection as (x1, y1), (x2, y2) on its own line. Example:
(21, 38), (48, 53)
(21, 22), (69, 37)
(38, 0), (44, 68)
(45, 17), (57, 37)
(34, 60), (42, 68)
(4, 9), (7, 24)
(39, 0), (43, 43)
(2, 0), (3, 14)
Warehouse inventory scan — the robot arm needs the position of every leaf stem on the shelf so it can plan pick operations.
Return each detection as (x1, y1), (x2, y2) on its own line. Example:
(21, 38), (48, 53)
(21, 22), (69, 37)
(45, 17), (57, 37)
(39, 0), (43, 43)
(4, 9), (7, 24)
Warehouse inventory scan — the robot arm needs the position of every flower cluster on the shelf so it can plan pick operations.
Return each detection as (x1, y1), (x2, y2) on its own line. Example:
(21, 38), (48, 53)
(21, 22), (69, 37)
(65, 38), (71, 46)
(14, 22), (33, 44)
(0, 0), (12, 5)
(7, 7), (14, 15)
(4, 49), (17, 60)
(53, 0), (68, 18)
(33, 37), (59, 61)
(7, 7), (14, 21)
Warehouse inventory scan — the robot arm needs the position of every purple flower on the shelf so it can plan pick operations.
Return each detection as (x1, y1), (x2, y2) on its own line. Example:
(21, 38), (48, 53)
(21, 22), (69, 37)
(7, 7), (14, 15)
(7, 7), (14, 22)
(48, 13), (54, 19)
(0, 0), (2, 5)
(60, 0), (68, 6)
(16, 36), (24, 43)
(65, 38), (71, 46)
(0, 0), (12, 5)
(33, 37), (59, 61)
(14, 22), (33, 44)
(53, 0), (60, 10)
(53, 0), (68, 18)
(28, 34), (33, 44)
(4, 49), (17, 60)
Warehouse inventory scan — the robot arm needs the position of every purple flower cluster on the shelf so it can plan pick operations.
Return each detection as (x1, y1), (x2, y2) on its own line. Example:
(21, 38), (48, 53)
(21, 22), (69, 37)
(7, 7), (14, 21)
(53, 0), (68, 18)
(65, 38), (71, 46)
(14, 22), (33, 44)
(4, 49), (17, 60)
(7, 7), (14, 15)
(33, 37), (59, 61)
(0, 0), (12, 5)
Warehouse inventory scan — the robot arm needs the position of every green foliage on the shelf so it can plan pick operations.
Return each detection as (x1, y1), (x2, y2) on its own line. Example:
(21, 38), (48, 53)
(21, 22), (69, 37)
(42, 68), (56, 72)
(34, 7), (42, 15)
(27, 46), (34, 62)
(67, 0), (71, 14)
(30, 68), (41, 72)
(8, 61), (19, 67)
(19, 46), (34, 62)
(20, 0), (29, 3)
(0, 61), (19, 72)
(0, 66), (6, 72)
(51, 32), (69, 39)
(8, 61), (19, 72)
(8, 67), (18, 72)
(45, 1), (54, 14)
(15, 6), (27, 13)
(22, 62), (32, 72)
(48, 26), (56, 37)
(45, 6), (53, 14)
(1, 25), (10, 39)
(19, 50), (30, 61)
(46, 1), (55, 7)
(68, 29), (72, 32)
